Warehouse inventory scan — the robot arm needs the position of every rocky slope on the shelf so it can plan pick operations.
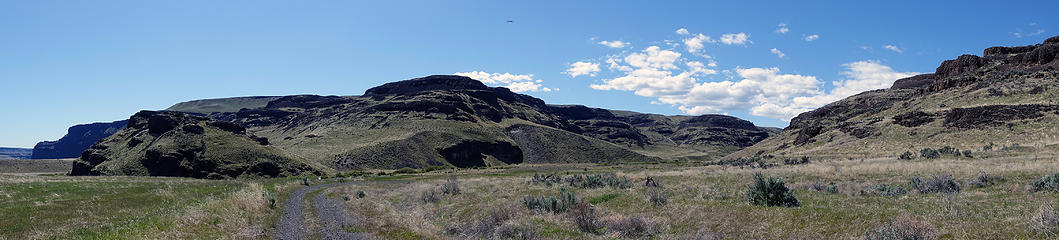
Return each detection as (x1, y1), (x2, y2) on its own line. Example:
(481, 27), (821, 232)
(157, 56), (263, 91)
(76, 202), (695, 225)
(71, 111), (319, 178)
(729, 35), (1059, 160)
(147, 75), (777, 171)
(32, 120), (128, 159)
(0, 148), (32, 159)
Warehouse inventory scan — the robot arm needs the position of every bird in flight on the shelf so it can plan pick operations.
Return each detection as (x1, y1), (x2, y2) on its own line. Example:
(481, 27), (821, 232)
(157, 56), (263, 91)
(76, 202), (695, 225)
(506, 20), (513, 23)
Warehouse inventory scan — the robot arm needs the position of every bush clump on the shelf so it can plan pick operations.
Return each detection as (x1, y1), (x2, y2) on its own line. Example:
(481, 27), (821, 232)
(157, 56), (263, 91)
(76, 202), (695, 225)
(910, 174), (961, 194)
(607, 215), (651, 237)
(966, 171), (1003, 188)
(1030, 203), (1059, 237)
(1029, 173), (1059, 192)
(899, 151), (916, 160)
(356, 190), (366, 198)
(648, 189), (668, 207)
(421, 189), (440, 203)
(920, 148), (941, 159)
(394, 167), (418, 174)
(442, 176), (461, 195)
(861, 184), (908, 197)
(745, 173), (800, 207)
(522, 188), (579, 213)
(565, 173), (632, 189)
(783, 156), (810, 165)
(864, 215), (937, 240)
(568, 203), (603, 234)
(529, 173), (561, 186)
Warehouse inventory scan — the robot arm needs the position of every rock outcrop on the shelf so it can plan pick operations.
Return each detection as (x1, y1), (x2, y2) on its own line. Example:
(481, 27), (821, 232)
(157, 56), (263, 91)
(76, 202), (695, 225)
(32, 120), (128, 159)
(729, 35), (1059, 159)
(71, 111), (317, 178)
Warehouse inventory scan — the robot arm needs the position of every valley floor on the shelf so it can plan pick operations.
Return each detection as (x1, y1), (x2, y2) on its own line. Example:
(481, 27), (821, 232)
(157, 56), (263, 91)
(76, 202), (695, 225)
(4, 153), (1059, 239)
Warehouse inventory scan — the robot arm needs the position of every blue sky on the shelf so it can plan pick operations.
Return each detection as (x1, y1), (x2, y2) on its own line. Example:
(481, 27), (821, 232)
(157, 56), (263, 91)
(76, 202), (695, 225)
(1, 0), (1056, 148)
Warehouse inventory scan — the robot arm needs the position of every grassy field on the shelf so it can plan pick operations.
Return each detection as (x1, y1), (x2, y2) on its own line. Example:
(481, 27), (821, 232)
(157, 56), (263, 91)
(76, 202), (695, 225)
(325, 154), (1059, 239)
(0, 159), (73, 174)
(0, 174), (302, 239)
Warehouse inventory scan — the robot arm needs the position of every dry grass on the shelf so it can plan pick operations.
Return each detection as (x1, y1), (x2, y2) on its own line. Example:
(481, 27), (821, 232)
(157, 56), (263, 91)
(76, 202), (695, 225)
(329, 153), (1059, 239)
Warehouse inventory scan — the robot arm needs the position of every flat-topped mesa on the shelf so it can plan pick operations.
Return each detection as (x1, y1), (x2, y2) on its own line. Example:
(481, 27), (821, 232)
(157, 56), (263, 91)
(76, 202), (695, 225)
(890, 35), (1059, 91)
(678, 114), (760, 131)
(364, 75), (492, 95)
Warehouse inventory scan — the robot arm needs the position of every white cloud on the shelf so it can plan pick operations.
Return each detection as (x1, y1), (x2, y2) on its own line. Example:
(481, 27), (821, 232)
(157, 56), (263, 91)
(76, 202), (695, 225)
(598, 40), (629, 48)
(624, 46), (682, 70)
(770, 48), (785, 58)
(883, 45), (903, 53)
(676, 28), (690, 35)
(803, 34), (819, 42)
(591, 54), (915, 121)
(775, 23), (789, 34)
(720, 33), (750, 45)
(683, 33), (714, 53)
(564, 61), (601, 77)
(453, 71), (552, 92)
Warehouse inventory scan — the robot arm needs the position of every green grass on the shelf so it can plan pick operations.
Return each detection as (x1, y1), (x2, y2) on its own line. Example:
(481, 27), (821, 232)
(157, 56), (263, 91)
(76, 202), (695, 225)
(0, 176), (239, 239)
(588, 192), (621, 204)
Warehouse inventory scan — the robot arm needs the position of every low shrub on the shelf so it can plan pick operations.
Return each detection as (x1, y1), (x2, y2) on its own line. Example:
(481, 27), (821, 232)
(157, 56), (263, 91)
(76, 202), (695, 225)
(421, 189), (440, 203)
(1030, 203), (1059, 237)
(565, 173), (631, 189)
(783, 156), (810, 165)
(648, 189), (668, 207)
(864, 215), (937, 240)
(442, 176), (461, 195)
(568, 203), (603, 234)
(522, 188), (579, 213)
(920, 148), (941, 159)
(745, 173), (800, 207)
(910, 175), (961, 194)
(899, 151), (916, 160)
(966, 171), (1003, 188)
(356, 190), (366, 199)
(394, 167), (418, 174)
(861, 184), (907, 197)
(607, 215), (651, 237)
(423, 165), (449, 172)
(961, 150), (973, 158)
(1029, 173), (1059, 192)
(530, 173), (561, 186)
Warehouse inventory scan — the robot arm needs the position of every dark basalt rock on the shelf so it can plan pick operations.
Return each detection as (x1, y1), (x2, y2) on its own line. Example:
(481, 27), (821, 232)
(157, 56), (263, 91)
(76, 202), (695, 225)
(678, 115), (759, 131)
(793, 125), (823, 146)
(437, 140), (523, 168)
(364, 75), (490, 96)
(32, 120), (128, 159)
(935, 54), (985, 80)
(265, 95), (353, 109)
(893, 111), (935, 128)
(944, 104), (1059, 128)
(891, 74), (936, 89)
(70, 110), (312, 178)
(1047, 35), (1059, 44)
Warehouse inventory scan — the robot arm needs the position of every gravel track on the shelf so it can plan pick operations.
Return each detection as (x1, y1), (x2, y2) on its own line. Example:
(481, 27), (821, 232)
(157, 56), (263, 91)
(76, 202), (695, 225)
(274, 181), (372, 240)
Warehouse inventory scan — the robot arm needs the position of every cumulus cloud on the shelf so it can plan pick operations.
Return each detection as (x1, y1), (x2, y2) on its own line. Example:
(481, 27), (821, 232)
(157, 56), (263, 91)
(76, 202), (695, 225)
(591, 47), (915, 120)
(770, 48), (785, 58)
(683, 33), (714, 53)
(803, 34), (819, 42)
(453, 71), (552, 92)
(883, 45), (903, 53)
(775, 23), (789, 34)
(676, 28), (690, 35)
(598, 40), (629, 48)
(720, 33), (750, 45)
(564, 61), (601, 77)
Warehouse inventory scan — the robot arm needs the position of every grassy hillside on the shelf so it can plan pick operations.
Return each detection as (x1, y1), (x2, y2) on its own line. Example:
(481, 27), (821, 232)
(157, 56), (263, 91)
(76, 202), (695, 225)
(166, 96), (281, 114)
(730, 35), (1059, 161)
(72, 111), (321, 178)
